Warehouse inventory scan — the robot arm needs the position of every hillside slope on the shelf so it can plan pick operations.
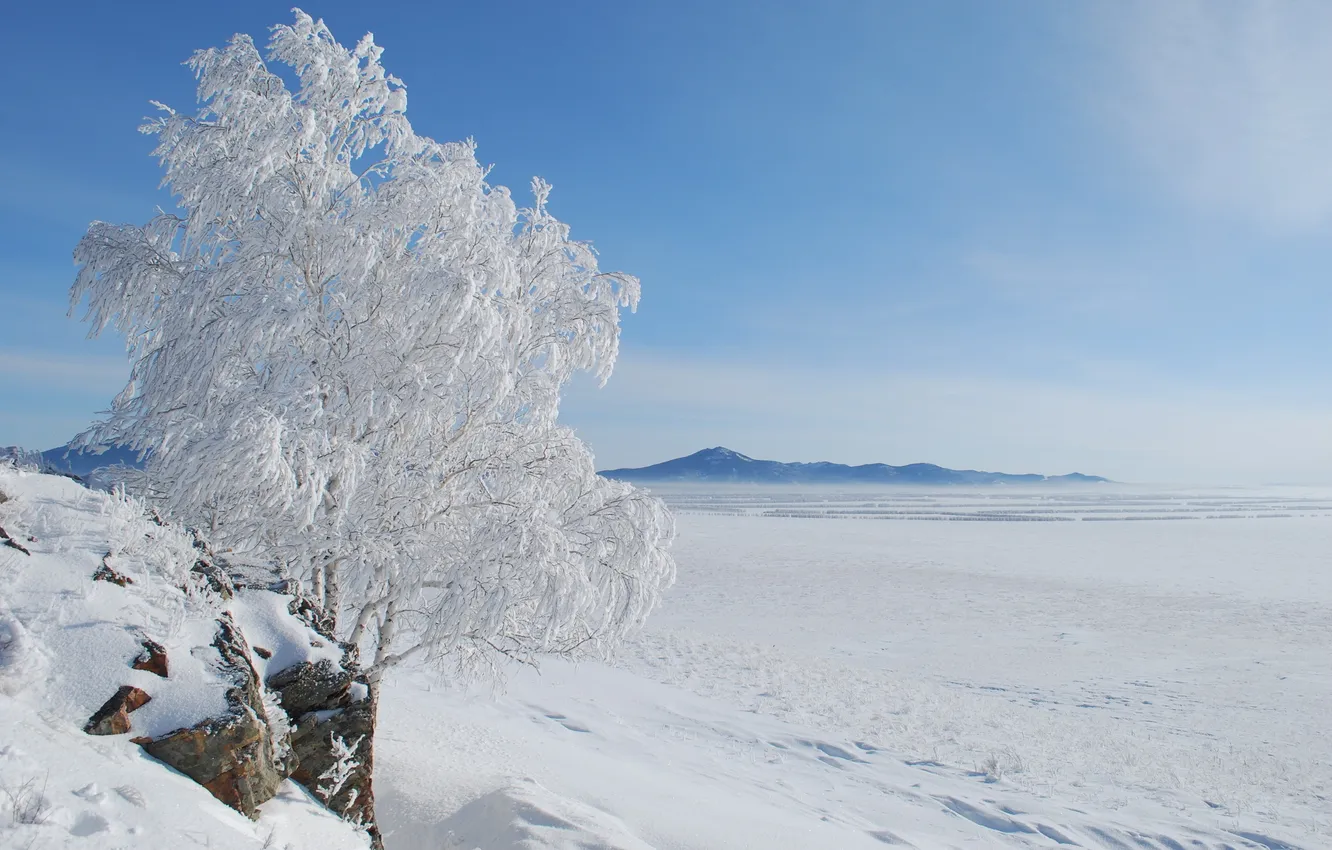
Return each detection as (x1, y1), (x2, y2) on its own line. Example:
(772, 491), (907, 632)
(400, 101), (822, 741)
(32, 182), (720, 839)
(0, 467), (370, 850)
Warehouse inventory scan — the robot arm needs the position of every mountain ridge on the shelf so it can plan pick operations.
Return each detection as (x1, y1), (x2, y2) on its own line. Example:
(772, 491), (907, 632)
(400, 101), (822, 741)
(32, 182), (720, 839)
(599, 447), (1108, 485)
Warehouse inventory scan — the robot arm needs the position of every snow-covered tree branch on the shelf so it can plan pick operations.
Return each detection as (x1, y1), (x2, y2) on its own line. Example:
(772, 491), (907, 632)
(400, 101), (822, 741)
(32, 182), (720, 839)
(70, 9), (675, 684)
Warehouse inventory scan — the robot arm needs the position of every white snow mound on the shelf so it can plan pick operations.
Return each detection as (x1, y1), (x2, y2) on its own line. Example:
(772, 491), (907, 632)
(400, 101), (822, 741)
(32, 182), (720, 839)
(433, 779), (656, 850)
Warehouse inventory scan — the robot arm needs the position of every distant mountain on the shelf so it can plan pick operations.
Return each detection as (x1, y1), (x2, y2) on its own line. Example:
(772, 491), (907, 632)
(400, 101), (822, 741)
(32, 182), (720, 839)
(599, 447), (1108, 485)
(1, 443), (146, 480)
(40, 444), (146, 478)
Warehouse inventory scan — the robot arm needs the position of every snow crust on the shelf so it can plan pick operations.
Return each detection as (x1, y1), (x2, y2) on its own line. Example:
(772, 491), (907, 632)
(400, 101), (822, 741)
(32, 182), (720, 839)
(428, 778), (656, 850)
(0, 468), (369, 849)
(375, 486), (1327, 850)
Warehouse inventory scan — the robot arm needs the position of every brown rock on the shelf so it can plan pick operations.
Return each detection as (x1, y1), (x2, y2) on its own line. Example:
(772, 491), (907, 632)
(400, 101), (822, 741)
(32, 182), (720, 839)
(139, 614), (285, 818)
(189, 557), (235, 599)
(85, 685), (152, 735)
(131, 638), (169, 678)
(93, 553), (132, 586)
(144, 713), (275, 815)
(267, 659), (351, 717)
(287, 696), (377, 836)
(268, 660), (380, 846)
(253, 646), (273, 660)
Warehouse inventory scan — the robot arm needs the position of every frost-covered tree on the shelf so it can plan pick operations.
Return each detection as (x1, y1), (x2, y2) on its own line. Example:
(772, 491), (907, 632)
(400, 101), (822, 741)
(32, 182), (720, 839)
(70, 10), (674, 687)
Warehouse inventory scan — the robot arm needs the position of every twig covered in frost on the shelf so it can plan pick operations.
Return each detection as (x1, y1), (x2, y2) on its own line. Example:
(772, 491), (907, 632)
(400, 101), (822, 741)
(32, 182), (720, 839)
(260, 685), (292, 764)
(315, 733), (363, 804)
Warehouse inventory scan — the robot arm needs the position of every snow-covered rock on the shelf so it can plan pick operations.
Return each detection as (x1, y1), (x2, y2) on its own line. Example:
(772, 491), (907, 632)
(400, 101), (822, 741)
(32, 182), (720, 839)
(139, 612), (287, 817)
(0, 465), (373, 849)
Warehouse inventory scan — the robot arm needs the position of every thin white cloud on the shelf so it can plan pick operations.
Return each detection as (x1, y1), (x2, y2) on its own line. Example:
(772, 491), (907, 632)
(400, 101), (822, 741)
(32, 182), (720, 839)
(1095, 0), (1332, 230)
(564, 351), (1332, 485)
(0, 411), (107, 452)
(0, 349), (128, 392)
(964, 250), (1154, 316)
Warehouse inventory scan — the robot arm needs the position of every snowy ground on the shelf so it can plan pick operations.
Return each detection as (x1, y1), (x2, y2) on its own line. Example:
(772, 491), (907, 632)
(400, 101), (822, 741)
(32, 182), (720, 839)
(376, 487), (1329, 849)
(4, 468), (1326, 848)
(0, 468), (370, 850)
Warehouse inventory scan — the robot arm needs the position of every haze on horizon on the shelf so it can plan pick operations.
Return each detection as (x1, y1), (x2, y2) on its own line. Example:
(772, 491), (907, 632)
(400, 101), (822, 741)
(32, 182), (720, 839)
(4, 1), (1332, 485)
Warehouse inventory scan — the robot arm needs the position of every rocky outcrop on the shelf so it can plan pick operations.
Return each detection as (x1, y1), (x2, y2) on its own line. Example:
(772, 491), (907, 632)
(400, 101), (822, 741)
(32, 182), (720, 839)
(257, 580), (381, 844)
(268, 659), (351, 717)
(131, 637), (169, 678)
(85, 685), (152, 735)
(139, 614), (285, 818)
(268, 659), (380, 847)
(78, 536), (379, 836)
(279, 580), (338, 642)
(187, 533), (236, 600)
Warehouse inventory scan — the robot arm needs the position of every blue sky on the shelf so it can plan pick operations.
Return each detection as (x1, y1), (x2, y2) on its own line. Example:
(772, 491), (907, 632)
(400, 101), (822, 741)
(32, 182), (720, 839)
(3, 1), (1332, 483)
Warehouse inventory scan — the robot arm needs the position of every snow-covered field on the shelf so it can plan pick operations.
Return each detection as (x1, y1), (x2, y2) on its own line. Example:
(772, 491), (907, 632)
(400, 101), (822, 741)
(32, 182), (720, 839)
(376, 487), (1330, 849)
(4, 470), (1327, 849)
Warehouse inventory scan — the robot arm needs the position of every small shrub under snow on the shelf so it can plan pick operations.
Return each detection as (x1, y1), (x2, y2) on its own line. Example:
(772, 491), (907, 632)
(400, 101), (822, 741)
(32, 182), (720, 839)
(2, 773), (51, 826)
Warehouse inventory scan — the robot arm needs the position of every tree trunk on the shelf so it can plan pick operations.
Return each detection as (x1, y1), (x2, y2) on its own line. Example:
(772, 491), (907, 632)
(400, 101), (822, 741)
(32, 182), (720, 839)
(362, 679), (384, 850)
(311, 561), (325, 610)
(324, 559), (342, 633)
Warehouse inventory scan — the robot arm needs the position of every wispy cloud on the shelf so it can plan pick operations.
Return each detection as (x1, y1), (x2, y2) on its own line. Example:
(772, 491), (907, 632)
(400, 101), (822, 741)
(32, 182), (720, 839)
(0, 349), (127, 392)
(1097, 0), (1332, 230)
(964, 250), (1154, 316)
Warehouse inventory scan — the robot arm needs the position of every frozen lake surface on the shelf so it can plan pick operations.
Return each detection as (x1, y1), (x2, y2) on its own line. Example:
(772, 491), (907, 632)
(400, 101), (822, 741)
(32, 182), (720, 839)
(380, 487), (1332, 849)
(641, 488), (1332, 811)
